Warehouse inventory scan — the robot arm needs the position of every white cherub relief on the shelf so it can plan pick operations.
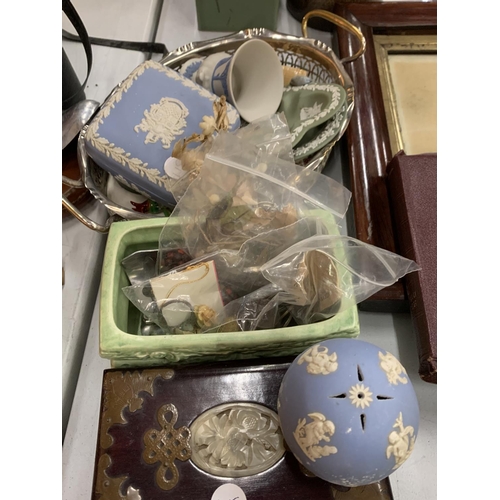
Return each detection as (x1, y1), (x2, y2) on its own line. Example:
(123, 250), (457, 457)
(299, 102), (323, 121)
(386, 412), (416, 469)
(379, 351), (408, 385)
(293, 412), (337, 462)
(298, 345), (338, 375)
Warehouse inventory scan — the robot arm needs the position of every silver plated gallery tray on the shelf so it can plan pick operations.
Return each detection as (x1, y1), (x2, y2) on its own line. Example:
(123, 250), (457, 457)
(66, 10), (365, 232)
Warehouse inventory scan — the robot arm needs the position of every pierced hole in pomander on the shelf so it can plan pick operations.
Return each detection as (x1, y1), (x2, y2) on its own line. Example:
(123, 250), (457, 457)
(357, 365), (364, 381)
(329, 393), (346, 399)
(376, 395), (394, 400)
(360, 413), (366, 431)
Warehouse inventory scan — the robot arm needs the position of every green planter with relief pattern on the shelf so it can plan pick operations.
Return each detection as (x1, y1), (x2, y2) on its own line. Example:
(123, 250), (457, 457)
(99, 217), (360, 368)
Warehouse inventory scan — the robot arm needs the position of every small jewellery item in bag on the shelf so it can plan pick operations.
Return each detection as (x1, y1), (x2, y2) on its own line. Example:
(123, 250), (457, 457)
(294, 249), (343, 317)
(123, 259), (226, 334)
(261, 235), (421, 324)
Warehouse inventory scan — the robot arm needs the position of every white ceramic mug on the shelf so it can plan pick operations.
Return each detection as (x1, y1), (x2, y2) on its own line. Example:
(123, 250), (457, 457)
(199, 40), (284, 123)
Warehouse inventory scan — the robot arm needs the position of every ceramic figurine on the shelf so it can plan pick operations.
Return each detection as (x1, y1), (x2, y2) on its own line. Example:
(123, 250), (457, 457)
(278, 338), (419, 487)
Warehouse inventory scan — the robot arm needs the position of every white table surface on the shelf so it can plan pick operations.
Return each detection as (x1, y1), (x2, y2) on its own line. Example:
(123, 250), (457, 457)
(62, 0), (163, 437)
(62, 1), (437, 499)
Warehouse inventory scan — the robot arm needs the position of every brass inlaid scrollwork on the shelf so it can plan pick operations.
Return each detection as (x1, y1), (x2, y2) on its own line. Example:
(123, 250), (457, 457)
(95, 454), (142, 500)
(100, 369), (174, 450)
(143, 403), (191, 490)
(95, 369), (176, 499)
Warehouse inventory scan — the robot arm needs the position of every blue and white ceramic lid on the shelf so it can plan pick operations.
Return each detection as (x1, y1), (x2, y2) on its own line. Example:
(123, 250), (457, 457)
(85, 60), (240, 207)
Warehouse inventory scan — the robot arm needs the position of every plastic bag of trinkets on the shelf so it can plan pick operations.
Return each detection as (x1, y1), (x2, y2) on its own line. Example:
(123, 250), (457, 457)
(207, 235), (421, 331)
(257, 234), (421, 325)
(168, 113), (294, 203)
(207, 284), (300, 332)
(123, 218), (330, 334)
(122, 252), (238, 334)
(216, 112), (294, 164)
(205, 137), (350, 217)
(157, 145), (351, 273)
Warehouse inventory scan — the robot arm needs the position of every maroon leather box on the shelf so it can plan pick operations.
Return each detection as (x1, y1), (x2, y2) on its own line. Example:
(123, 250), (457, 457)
(387, 152), (437, 384)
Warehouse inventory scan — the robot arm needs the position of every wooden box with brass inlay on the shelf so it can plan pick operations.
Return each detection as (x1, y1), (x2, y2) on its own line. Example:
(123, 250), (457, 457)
(91, 360), (395, 499)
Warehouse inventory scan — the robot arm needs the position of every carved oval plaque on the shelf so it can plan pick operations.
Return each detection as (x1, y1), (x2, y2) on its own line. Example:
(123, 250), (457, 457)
(189, 402), (285, 478)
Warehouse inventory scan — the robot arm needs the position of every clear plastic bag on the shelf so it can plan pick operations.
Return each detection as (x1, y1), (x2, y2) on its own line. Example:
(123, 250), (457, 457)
(215, 112), (294, 164)
(124, 217), (330, 334)
(125, 226), (419, 334)
(259, 235), (421, 324)
(121, 249), (158, 286)
(123, 254), (234, 334)
(209, 284), (288, 333)
(208, 234), (420, 332)
(157, 143), (351, 272)
(168, 113), (294, 202)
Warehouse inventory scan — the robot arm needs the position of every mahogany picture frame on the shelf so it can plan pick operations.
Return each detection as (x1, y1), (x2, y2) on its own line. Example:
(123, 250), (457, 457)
(332, 1), (437, 311)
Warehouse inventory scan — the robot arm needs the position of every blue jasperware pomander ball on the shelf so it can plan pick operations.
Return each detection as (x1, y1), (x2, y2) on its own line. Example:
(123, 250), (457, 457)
(277, 338), (419, 487)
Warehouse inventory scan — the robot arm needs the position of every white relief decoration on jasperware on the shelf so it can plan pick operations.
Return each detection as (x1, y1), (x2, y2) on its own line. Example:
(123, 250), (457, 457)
(348, 383), (373, 410)
(283, 84), (343, 143)
(293, 412), (337, 462)
(134, 97), (188, 149)
(386, 412), (416, 469)
(189, 403), (285, 478)
(297, 345), (338, 375)
(293, 104), (346, 159)
(299, 102), (323, 121)
(379, 351), (408, 385)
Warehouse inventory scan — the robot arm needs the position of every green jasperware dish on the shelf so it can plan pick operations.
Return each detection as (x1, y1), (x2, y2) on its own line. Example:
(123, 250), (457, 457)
(279, 83), (346, 148)
(100, 217), (360, 368)
(293, 103), (347, 161)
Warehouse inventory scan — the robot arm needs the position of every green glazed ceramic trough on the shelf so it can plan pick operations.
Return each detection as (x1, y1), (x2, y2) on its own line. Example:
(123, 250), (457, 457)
(99, 217), (360, 368)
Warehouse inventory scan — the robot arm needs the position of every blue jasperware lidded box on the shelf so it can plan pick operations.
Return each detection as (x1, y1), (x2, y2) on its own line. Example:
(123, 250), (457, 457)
(85, 60), (241, 207)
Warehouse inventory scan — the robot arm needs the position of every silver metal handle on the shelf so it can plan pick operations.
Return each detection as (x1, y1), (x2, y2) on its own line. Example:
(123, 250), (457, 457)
(62, 195), (115, 233)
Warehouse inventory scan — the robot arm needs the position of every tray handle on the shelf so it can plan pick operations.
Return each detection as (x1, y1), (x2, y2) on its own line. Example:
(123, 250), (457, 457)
(301, 9), (366, 64)
(62, 195), (115, 233)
